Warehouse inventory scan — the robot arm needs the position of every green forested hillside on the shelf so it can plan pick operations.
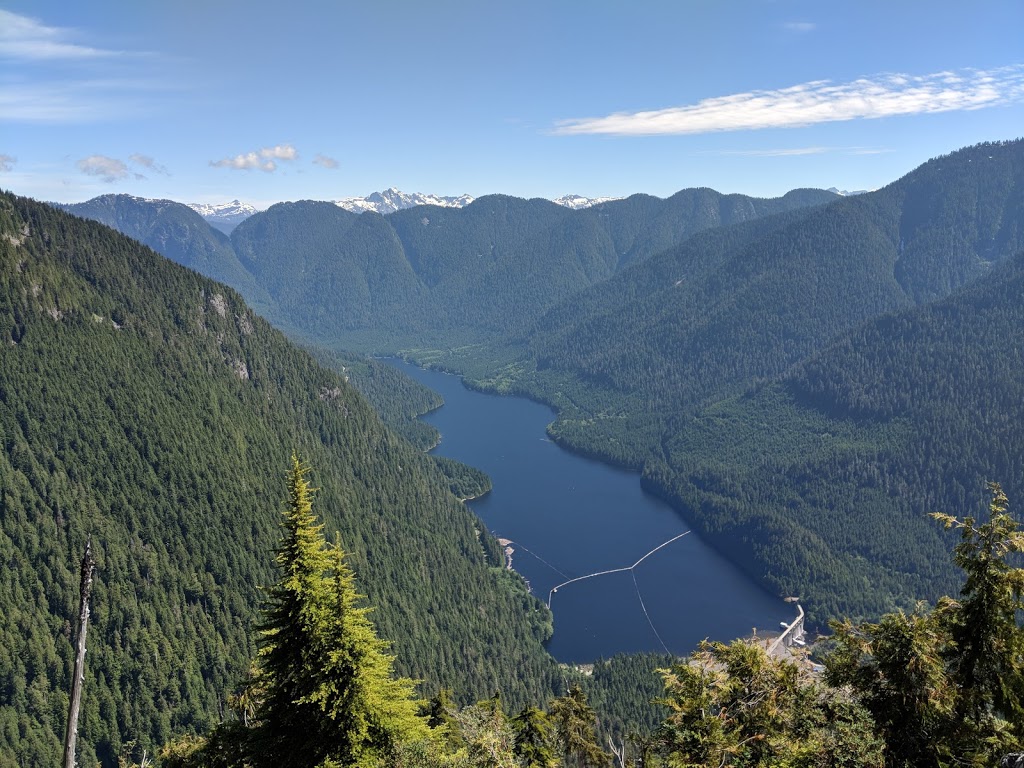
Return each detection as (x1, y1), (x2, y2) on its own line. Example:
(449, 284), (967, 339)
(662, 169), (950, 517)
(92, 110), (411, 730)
(0, 193), (559, 767)
(231, 200), (426, 343)
(58, 195), (276, 319)
(63, 186), (836, 353)
(304, 346), (443, 451)
(507, 140), (1024, 424)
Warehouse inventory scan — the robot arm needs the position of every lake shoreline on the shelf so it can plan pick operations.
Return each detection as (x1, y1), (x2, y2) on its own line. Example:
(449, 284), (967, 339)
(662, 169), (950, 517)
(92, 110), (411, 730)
(388, 358), (788, 663)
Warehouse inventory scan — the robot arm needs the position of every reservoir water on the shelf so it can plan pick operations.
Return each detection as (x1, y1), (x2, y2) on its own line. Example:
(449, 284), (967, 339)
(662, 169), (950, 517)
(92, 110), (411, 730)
(389, 360), (787, 662)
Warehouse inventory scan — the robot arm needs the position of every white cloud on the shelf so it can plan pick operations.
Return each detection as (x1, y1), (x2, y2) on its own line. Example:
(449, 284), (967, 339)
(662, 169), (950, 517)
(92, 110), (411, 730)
(211, 152), (274, 172)
(0, 12), (173, 125)
(261, 144), (297, 161)
(129, 153), (169, 175)
(782, 22), (816, 33)
(0, 10), (125, 60)
(78, 155), (143, 183)
(0, 154), (15, 172)
(211, 144), (299, 172)
(313, 153), (340, 169)
(554, 65), (1024, 136)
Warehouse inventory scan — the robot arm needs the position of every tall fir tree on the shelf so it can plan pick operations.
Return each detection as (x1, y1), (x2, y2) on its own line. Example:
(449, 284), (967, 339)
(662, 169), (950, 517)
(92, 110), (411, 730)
(932, 482), (1024, 740)
(252, 455), (429, 767)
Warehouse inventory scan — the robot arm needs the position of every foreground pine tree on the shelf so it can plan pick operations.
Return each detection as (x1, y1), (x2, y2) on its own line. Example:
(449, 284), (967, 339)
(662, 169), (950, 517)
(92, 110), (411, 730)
(826, 482), (1024, 766)
(252, 455), (429, 767)
(165, 456), (429, 767)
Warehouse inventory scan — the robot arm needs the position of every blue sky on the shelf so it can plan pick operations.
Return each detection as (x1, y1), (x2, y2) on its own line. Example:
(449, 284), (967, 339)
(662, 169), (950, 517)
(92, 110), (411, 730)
(2, 1), (1022, 208)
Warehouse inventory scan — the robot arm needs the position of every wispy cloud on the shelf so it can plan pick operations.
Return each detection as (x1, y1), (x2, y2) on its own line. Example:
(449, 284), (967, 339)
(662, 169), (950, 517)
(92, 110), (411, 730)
(782, 21), (816, 33)
(0, 82), (113, 122)
(210, 144), (299, 172)
(0, 10), (128, 60)
(0, 154), (15, 173)
(313, 153), (339, 169)
(78, 155), (144, 183)
(554, 65), (1024, 136)
(129, 153), (169, 175)
(0, 11), (174, 124)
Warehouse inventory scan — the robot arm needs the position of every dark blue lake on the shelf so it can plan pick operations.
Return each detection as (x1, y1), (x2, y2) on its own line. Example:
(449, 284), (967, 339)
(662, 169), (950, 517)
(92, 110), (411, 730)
(389, 360), (787, 662)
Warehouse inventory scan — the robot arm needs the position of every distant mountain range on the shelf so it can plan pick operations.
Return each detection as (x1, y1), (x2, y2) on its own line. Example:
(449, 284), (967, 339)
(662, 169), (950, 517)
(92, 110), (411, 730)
(72, 187), (863, 238)
(187, 199), (260, 234)
(332, 187), (475, 215)
(826, 186), (870, 196)
(184, 189), (634, 232)
(551, 193), (624, 209)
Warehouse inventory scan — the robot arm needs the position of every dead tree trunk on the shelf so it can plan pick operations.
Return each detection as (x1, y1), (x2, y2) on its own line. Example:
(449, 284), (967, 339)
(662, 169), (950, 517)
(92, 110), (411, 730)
(63, 538), (96, 768)
(607, 735), (626, 768)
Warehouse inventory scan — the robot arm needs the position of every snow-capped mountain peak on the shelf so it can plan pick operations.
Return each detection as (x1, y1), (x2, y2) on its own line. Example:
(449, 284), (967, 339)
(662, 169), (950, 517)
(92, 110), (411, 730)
(188, 199), (259, 218)
(333, 189), (475, 215)
(187, 199), (260, 234)
(551, 194), (623, 210)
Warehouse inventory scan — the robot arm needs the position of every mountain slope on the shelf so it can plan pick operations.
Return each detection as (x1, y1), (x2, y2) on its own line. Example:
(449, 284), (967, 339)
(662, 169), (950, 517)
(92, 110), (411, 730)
(231, 186), (836, 349)
(651, 242), (1024, 622)
(0, 193), (557, 767)
(513, 140), (1024, 422)
(59, 195), (275, 317)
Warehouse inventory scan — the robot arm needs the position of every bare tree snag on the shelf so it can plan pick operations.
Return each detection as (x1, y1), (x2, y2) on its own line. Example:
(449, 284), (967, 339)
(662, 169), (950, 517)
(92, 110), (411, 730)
(63, 538), (96, 768)
(608, 735), (626, 768)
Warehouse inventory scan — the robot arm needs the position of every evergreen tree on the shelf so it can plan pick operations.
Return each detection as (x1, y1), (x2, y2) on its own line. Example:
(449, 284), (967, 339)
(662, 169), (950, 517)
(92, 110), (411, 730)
(511, 706), (556, 768)
(453, 695), (519, 768)
(933, 482), (1024, 727)
(826, 483), (1024, 765)
(549, 685), (610, 768)
(252, 455), (429, 767)
(824, 611), (951, 768)
(658, 640), (885, 768)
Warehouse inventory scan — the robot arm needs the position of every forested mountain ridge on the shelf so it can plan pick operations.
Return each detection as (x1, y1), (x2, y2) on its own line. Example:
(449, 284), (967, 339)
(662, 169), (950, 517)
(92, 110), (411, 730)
(58, 194), (276, 318)
(0, 192), (560, 766)
(61, 186), (837, 351)
(506, 139), (1024, 424)
(647, 240), (1024, 625)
